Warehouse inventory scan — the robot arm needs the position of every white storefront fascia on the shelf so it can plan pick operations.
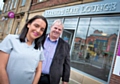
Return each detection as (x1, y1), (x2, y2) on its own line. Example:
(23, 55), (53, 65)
(44, 0), (120, 17)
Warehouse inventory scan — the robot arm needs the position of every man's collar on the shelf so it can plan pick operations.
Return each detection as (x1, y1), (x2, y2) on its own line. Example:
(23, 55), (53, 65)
(47, 34), (59, 42)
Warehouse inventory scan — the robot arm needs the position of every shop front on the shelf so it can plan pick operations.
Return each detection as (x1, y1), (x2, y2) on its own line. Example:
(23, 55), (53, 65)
(43, 0), (120, 83)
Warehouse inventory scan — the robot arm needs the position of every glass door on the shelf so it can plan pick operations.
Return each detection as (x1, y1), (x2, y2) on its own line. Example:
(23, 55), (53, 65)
(62, 29), (74, 46)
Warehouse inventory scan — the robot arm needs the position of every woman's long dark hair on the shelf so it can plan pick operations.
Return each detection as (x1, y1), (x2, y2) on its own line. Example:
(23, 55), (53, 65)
(19, 15), (48, 50)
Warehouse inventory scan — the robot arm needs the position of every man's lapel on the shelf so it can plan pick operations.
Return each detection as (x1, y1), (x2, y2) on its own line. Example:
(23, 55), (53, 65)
(52, 38), (62, 60)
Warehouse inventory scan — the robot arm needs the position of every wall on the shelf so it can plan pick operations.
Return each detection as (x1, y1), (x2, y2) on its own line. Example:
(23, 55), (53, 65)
(30, 0), (98, 11)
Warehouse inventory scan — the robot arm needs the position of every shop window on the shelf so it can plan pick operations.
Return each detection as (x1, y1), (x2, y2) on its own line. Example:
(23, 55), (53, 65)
(71, 16), (120, 82)
(46, 19), (55, 34)
(61, 29), (74, 46)
(21, 0), (26, 6)
(64, 17), (79, 29)
(109, 38), (116, 52)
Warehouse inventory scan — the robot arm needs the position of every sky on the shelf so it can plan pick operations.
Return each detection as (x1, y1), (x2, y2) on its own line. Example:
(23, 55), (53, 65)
(0, 0), (4, 10)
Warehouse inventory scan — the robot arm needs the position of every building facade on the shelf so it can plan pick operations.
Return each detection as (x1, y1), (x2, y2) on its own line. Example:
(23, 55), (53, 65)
(0, 0), (120, 84)
(0, 0), (32, 41)
(29, 0), (120, 84)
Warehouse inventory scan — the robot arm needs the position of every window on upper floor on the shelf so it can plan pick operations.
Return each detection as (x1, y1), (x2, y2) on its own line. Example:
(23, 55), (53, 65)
(3, 4), (7, 13)
(14, 0), (18, 8)
(21, 0), (26, 6)
(7, 1), (11, 11)
(10, 0), (14, 10)
(37, 0), (47, 2)
(38, 0), (43, 2)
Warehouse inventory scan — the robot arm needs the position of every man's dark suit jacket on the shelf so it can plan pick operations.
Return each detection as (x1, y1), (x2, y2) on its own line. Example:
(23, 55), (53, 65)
(48, 37), (70, 84)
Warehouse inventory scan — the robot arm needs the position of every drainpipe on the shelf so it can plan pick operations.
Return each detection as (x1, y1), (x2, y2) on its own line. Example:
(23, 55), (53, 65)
(26, 0), (33, 22)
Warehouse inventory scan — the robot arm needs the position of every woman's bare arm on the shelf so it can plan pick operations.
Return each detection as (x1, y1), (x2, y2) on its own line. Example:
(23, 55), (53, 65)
(32, 61), (42, 84)
(0, 51), (9, 84)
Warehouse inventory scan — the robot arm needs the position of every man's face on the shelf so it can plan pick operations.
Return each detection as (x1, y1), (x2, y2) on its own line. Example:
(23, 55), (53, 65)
(50, 22), (63, 39)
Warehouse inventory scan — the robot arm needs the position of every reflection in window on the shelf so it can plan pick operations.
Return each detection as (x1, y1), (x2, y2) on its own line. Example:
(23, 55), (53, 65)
(76, 18), (90, 39)
(62, 29), (74, 46)
(64, 17), (79, 29)
(71, 16), (120, 81)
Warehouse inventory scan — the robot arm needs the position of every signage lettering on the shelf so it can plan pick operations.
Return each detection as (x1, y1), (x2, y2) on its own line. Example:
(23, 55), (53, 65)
(81, 2), (117, 13)
(44, 1), (118, 17)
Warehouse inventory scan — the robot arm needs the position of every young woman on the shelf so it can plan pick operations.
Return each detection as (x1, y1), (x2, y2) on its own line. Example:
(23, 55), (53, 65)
(0, 15), (48, 84)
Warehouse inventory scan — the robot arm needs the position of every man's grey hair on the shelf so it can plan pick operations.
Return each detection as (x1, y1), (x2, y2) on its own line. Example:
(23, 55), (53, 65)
(51, 19), (64, 29)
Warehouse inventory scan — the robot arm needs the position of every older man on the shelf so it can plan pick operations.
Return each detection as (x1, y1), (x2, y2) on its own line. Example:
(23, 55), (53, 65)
(38, 19), (70, 84)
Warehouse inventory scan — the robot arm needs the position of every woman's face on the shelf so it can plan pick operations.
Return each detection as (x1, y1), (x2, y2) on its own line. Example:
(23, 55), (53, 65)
(27, 18), (46, 41)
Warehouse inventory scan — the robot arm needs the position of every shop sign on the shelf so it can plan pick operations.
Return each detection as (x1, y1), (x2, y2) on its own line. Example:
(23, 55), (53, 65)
(44, 0), (120, 17)
(8, 11), (15, 18)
